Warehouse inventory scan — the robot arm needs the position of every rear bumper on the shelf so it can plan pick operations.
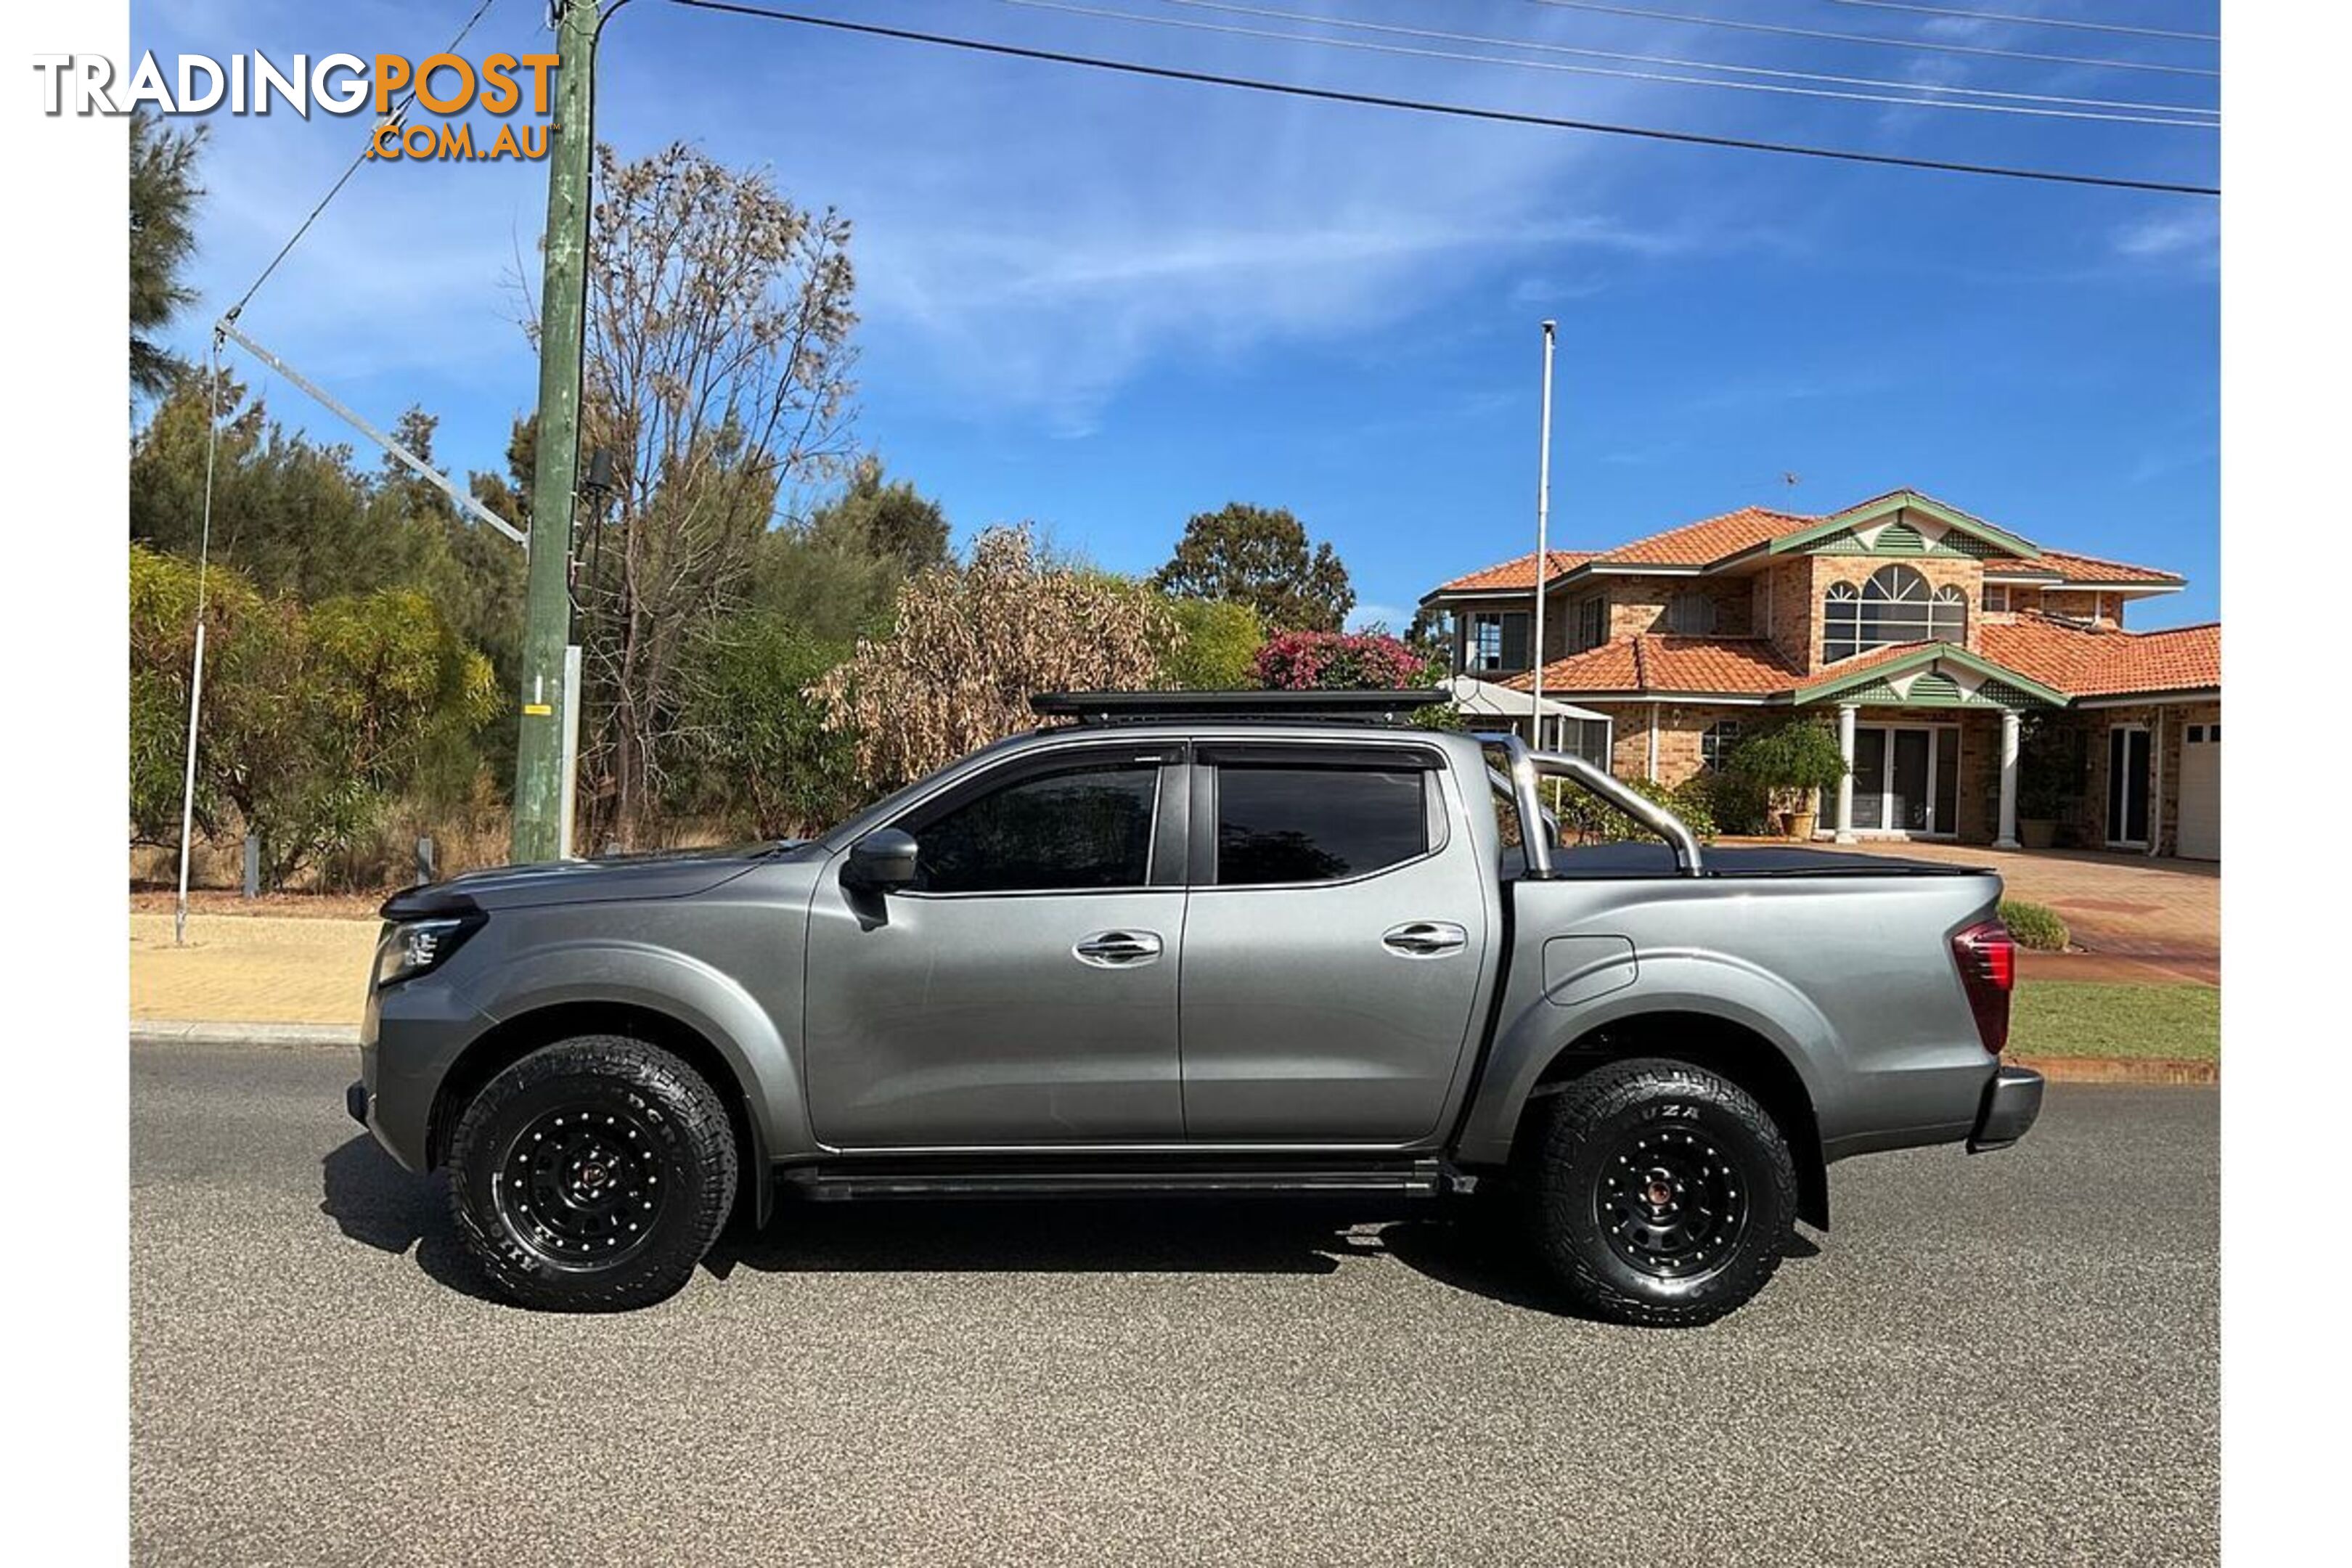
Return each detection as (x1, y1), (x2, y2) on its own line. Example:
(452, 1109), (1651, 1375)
(1967, 1064), (2045, 1153)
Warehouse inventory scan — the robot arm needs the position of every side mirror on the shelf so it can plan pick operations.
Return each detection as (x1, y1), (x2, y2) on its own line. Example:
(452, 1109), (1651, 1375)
(844, 828), (919, 893)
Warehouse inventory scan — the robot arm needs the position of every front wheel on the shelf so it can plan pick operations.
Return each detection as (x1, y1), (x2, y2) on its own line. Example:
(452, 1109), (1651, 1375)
(1523, 1058), (1798, 1328)
(446, 1035), (738, 1311)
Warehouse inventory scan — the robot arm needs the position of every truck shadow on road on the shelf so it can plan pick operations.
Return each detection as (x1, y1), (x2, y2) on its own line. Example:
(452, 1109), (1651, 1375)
(318, 1135), (505, 1303)
(322, 1134), (1813, 1320)
(707, 1200), (1606, 1318)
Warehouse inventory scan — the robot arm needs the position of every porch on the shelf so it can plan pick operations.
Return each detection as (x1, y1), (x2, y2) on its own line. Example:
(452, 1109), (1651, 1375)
(1813, 697), (2221, 860)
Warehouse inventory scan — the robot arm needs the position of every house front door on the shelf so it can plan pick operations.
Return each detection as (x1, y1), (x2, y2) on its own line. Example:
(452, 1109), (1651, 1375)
(1889, 729), (1932, 831)
(1845, 723), (1961, 837)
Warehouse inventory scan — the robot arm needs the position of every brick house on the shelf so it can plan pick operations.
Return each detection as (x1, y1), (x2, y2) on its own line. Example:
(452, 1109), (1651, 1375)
(1418, 489), (2221, 859)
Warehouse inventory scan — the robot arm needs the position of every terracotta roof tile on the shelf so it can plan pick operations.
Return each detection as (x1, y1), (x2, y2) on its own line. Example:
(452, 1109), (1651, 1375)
(1801, 639), (1943, 685)
(1981, 548), (2184, 586)
(2082, 621), (2221, 695)
(1593, 506), (1810, 567)
(1501, 618), (2220, 703)
(1980, 613), (2219, 697)
(1503, 635), (1806, 697)
(1432, 548), (1594, 594)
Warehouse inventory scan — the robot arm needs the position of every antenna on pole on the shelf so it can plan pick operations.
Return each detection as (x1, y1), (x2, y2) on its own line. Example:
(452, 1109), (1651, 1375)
(1530, 319), (1557, 751)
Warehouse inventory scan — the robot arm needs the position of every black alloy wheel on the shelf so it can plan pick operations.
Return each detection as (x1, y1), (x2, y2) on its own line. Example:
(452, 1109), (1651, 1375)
(1594, 1122), (1749, 1281)
(494, 1101), (671, 1267)
(1523, 1056), (1798, 1328)
(446, 1035), (738, 1312)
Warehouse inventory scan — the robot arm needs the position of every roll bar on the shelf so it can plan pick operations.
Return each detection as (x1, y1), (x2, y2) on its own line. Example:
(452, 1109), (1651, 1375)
(1475, 732), (1707, 879)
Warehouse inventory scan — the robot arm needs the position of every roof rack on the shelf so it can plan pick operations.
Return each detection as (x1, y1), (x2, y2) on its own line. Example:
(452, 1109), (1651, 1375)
(1030, 689), (1447, 725)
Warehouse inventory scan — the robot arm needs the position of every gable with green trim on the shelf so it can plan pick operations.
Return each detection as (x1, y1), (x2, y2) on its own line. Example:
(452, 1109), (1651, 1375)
(1770, 489), (2041, 560)
(1828, 671), (2049, 710)
(1794, 642), (2068, 708)
(1808, 519), (2000, 560)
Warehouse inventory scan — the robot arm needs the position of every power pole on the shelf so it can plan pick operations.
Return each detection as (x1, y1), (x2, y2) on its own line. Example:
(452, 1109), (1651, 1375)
(1530, 319), (1556, 751)
(512, 0), (600, 864)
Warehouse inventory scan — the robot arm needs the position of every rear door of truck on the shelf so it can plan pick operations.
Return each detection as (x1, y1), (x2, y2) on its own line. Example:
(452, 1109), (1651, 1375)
(1175, 737), (1491, 1143)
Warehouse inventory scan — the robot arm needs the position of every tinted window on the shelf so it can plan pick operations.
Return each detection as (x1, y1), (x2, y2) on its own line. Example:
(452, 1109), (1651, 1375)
(915, 763), (1158, 894)
(1215, 766), (1428, 886)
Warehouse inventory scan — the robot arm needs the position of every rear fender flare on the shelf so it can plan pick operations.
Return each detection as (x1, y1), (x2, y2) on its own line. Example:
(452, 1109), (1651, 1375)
(1455, 950), (1839, 1169)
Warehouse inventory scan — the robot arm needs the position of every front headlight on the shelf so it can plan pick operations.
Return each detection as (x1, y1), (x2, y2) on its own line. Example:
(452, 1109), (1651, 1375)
(374, 915), (484, 989)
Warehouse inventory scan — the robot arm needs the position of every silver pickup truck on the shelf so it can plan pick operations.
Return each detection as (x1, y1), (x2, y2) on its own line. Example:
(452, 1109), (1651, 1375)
(349, 690), (2041, 1326)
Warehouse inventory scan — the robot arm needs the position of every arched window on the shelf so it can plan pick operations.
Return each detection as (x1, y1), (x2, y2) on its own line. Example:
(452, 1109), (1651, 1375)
(1823, 566), (1967, 663)
(1665, 590), (1717, 635)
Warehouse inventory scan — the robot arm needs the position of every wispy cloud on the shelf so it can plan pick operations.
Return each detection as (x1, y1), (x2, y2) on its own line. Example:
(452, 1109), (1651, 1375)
(2110, 208), (2220, 268)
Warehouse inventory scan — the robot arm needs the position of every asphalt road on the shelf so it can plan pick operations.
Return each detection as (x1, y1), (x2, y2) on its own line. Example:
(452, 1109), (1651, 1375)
(131, 1041), (2217, 1567)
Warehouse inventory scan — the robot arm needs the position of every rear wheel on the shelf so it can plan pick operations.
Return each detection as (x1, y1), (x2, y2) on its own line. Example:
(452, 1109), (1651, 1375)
(446, 1035), (738, 1311)
(1523, 1057), (1797, 1327)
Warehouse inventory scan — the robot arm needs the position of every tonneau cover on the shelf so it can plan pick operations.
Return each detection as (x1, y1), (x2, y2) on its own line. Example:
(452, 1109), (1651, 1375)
(1542, 843), (1988, 880)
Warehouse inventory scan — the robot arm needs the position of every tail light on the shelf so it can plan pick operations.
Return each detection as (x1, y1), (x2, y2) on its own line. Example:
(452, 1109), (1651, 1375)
(1951, 919), (2016, 1055)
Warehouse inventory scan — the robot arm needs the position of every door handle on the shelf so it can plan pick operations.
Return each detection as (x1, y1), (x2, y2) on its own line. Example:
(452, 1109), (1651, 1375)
(1073, 930), (1164, 968)
(1382, 921), (1468, 958)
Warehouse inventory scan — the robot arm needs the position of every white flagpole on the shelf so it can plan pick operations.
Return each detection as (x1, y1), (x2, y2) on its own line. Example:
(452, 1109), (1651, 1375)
(1530, 319), (1556, 751)
(174, 333), (226, 946)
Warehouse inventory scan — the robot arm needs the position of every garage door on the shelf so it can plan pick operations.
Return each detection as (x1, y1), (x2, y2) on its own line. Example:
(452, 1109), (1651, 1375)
(2176, 722), (2220, 860)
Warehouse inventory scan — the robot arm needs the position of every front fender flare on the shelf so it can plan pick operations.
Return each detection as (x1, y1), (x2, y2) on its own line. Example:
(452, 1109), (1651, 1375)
(459, 940), (816, 1182)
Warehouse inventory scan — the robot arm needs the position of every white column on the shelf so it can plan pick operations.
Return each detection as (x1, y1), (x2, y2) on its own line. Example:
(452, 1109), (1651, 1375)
(1834, 703), (1858, 844)
(1646, 701), (1661, 783)
(1995, 708), (2022, 849)
(2147, 706), (2165, 858)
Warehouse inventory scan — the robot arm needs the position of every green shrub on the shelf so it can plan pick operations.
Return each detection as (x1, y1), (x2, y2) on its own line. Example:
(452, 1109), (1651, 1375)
(1551, 775), (1718, 846)
(1690, 769), (1772, 836)
(2001, 899), (2070, 952)
(1155, 597), (1265, 690)
(1722, 719), (1847, 818)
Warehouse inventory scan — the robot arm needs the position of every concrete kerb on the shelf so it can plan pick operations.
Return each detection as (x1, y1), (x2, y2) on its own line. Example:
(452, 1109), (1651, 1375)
(130, 1019), (358, 1049)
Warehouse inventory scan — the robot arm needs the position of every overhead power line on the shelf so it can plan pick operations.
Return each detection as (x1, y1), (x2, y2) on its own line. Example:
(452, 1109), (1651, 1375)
(1826, 1), (2221, 44)
(666, 0), (2219, 195)
(1512, 0), (2219, 78)
(225, 0), (502, 321)
(1007, 0), (2216, 128)
(1141, 0), (2213, 118)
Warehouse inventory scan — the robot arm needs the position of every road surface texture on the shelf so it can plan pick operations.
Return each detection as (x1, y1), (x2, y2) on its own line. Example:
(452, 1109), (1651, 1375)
(131, 1040), (2216, 1567)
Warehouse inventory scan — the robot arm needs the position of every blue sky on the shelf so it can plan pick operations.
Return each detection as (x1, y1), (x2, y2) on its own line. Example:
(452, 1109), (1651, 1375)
(137, 0), (2220, 629)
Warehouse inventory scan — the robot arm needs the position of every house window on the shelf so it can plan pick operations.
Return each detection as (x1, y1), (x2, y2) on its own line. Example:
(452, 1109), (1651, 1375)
(1665, 591), (1716, 636)
(1564, 717), (1613, 771)
(1983, 584), (2011, 614)
(1469, 611), (1530, 672)
(1823, 566), (1968, 663)
(1574, 594), (1608, 652)
(1700, 719), (1742, 772)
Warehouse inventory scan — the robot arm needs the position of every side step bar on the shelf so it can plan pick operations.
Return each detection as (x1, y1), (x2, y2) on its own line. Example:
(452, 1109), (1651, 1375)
(783, 1159), (1449, 1202)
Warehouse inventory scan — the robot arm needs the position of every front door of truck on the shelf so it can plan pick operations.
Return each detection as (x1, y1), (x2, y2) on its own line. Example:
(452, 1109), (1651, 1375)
(1176, 742), (1489, 1143)
(803, 745), (1190, 1148)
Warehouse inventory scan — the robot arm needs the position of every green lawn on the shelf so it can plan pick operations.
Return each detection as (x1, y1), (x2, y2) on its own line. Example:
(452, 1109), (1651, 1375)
(2011, 981), (2220, 1061)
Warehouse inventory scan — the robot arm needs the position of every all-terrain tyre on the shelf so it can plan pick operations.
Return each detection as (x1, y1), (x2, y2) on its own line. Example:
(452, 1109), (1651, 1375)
(1523, 1057), (1799, 1328)
(447, 1035), (738, 1312)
